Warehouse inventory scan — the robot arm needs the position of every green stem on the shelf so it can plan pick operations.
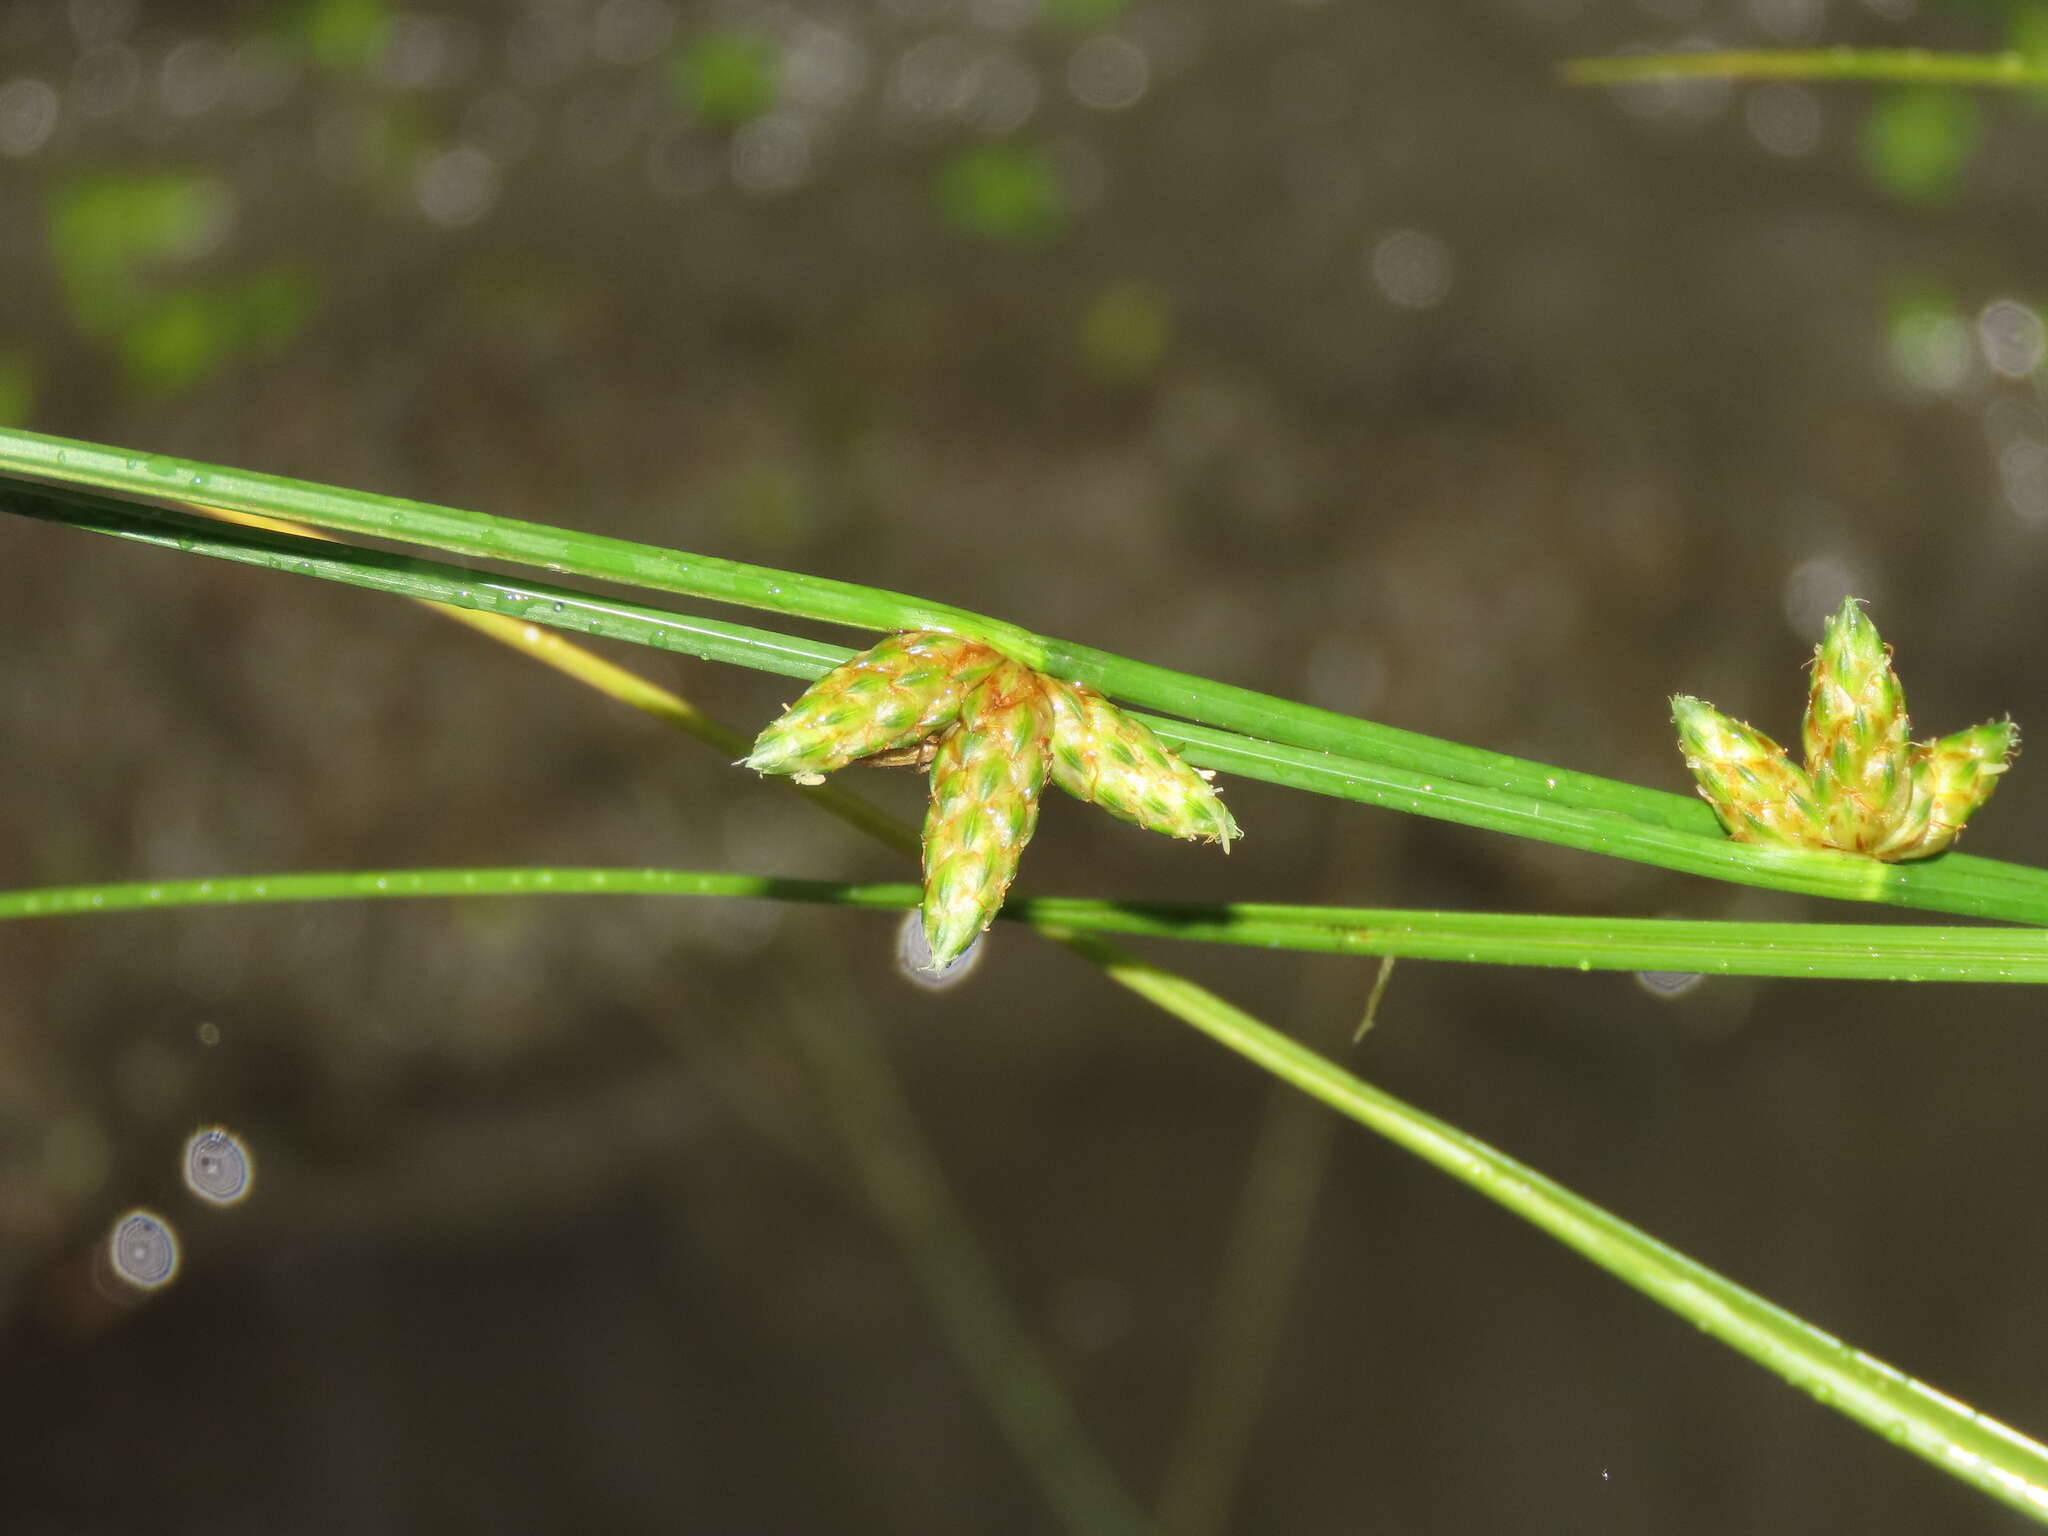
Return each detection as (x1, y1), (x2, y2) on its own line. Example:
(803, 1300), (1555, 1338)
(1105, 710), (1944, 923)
(12, 867), (2048, 982)
(1051, 930), (2048, 1528)
(12, 429), (2048, 1518)
(416, 556), (1130, 1528)
(1156, 1080), (1335, 1536)
(10, 858), (2048, 1511)
(425, 599), (920, 857)
(0, 428), (1713, 829)
(10, 479), (2048, 926)
(1565, 49), (2048, 88)
(780, 970), (1152, 1536)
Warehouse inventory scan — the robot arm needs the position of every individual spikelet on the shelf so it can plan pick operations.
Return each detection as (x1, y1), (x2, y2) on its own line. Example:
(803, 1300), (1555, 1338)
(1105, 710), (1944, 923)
(1802, 598), (1916, 854)
(743, 631), (1001, 779)
(920, 661), (1053, 970)
(1671, 695), (1826, 849)
(1041, 677), (1239, 849)
(1897, 719), (2020, 860)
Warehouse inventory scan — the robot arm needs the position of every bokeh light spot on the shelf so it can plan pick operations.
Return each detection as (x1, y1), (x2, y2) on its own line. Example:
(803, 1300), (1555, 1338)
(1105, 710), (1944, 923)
(897, 910), (984, 989)
(889, 35), (977, 120)
(1066, 35), (1148, 111)
(1781, 554), (1866, 637)
(109, 1209), (178, 1290)
(161, 38), (232, 117)
(414, 145), (500, 227)
(729, 114), (812, 195)
(1886, 292), (1971, 394)
(183, 1126), (254, 1205)
(1637, 970), (1706, 999)
(782, 24), (868, 111)
(1999, 438), (2048, 524)
(1978, 299), (2045, 380)
(0, 78), (60, 156)
(1368, 228), (1453, 310)
(965, 50), (1039, 134)
(1744, 83), (1821, 158)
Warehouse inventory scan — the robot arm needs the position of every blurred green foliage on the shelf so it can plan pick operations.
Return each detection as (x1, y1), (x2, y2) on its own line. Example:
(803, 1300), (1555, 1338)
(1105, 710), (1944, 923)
(723, 463), (813, 552)
(1045, 0), (1132, 27)
(1081, 280), (1172, 378)
(1862, 86), (1982, 204)
(2007, 1), (2048, 103)
(1883, 280), (1969, 390)
(46, 173), (317, 394)
(120, 272), (318, 394)
(0, 353), (36, 427)
(937, 144), (1064, 244)
(672, 32), (780, 127)
(332, 103), (432, 189)
(49, 173), (234, 335)
(295, 0), (391, 74)
(2012, 1), (2048, 54)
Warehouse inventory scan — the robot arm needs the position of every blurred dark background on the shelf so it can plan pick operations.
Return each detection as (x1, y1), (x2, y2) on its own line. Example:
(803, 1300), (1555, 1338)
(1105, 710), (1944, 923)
(4, 0), (2048, 1530)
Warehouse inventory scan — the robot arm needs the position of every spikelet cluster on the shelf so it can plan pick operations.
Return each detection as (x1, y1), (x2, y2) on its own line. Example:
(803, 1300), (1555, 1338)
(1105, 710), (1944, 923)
(745, 631), (1239, 969)
(1674, 599), (2016, 861)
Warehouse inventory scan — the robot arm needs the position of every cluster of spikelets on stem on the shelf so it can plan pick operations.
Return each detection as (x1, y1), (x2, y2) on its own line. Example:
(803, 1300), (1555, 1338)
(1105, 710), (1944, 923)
(744, 631), (1239, 969)
(1672, 598), (2017, 861)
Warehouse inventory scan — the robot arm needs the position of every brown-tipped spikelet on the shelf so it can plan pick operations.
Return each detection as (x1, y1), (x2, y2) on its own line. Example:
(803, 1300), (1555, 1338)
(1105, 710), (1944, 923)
(1042, 678), (1238, 848)
(1803, 598), (1915, 853)
(743, 631), (1000, 778)
(920, 662), (1053, 971)
(1671, 695), (1825, 848)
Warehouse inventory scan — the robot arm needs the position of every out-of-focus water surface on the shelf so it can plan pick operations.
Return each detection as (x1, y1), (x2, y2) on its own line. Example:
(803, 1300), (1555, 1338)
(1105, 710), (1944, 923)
(3, 0), (2047, 1529)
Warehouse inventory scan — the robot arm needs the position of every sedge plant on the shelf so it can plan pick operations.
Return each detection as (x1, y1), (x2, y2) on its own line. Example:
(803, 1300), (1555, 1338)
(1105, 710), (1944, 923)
(7, 425), (2048, 1524)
